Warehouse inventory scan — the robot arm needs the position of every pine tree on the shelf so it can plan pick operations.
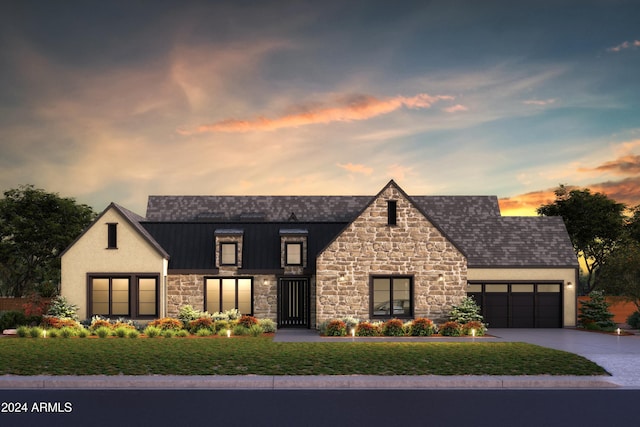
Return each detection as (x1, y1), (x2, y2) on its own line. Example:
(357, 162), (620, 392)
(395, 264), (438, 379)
(579, 290), (616, 330)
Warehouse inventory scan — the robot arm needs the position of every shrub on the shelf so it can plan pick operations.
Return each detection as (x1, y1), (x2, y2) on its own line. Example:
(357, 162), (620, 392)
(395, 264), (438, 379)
(188, 317), (214, 333)
(175, 329), (189, 337)
(77, 328), (89, 338)
(41, 316), (81, 330)
(16, 325), (29, 338)
(249, 324), (264, 337)
(217, 328), (231, 337)
(196, 328), (212, 337)
(462, 321), (486, 336)
(627, 311), (640, 329)
(325, 320), (347, 336)
(342, 316), (360, 333)
(211, 308), (240, 321)
(355, 321), (380, 337)
(90, 316), (113, 331)
(148, 317), (184, 331)
(409, 318), (436, 336)
(232, 325), (249, 336)
(0, 311), (27, 330)
(22, 293), (49, 317)
(213, 320), (230, 332)
(114, 327), (129, 338)
(128, 329), (140, 339)
(162, 329), (175, 338)
(449, 297), (484, 324)
(46, 329), (58, 338)
(238, 315), (258, 328)
(29, 327), (43, 338)
(46, 296), (79, 320)
(95, 326), (111, 338)
(579, 291), (616, 330)
(178, 305), (211, 324)
(143, 326), (161, 338)
(439, 321), (463, 337)
(59, 327), (76, 338)
(258, 319), (277, 333)
(382, 319), (405, 336)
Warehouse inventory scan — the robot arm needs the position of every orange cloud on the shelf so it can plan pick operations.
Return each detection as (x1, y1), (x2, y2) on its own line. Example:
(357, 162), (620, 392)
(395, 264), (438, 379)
(442, 104), (468, 113)
(580, 154), (640, 175)
(182, 93), (454, 134)
(608, 40), (640, 52)
(499, 189), (558, 216)
(337, 162), (373, 175)
(523, 99), (557, 106)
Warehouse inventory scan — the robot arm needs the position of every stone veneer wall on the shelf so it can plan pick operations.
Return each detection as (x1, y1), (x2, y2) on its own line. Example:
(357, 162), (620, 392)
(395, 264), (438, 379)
(315, 185), (467, 327)
(166, 273), (278, 321)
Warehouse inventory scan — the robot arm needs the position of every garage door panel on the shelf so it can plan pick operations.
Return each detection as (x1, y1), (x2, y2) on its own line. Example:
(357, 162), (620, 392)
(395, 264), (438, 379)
(511, 293), (535, 328)
(484, 294), (509, 328)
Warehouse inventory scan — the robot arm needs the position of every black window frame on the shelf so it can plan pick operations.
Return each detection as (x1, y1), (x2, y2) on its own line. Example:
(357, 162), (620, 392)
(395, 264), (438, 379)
(87, 274), (159, 319)
(370, 275), (413, 319)
(285, 242), (303, 266)
(107, 223), (118, 249)
(204, 277), (254, 315)
(387, 200), (397, 226)
(219, 242), (238, 266)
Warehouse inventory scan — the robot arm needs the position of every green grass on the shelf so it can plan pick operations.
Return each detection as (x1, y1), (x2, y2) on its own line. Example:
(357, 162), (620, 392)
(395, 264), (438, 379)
(0, 337), (607, 376)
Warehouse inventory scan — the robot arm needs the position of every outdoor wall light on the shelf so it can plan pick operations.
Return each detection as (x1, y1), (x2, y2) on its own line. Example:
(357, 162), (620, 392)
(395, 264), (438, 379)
(566, 282), (573, 288)
(438, 274), (444, 282)
(338, 274), (346, 282)
(263, 279), (269, 286)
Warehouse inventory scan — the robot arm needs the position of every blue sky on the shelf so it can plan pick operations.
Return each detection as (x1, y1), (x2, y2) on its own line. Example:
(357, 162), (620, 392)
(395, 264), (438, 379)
(1, 0), (639, 215)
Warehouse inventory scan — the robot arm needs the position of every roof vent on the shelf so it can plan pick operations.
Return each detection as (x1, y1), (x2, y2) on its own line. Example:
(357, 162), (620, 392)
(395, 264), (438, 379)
(288, 212), (298, 222)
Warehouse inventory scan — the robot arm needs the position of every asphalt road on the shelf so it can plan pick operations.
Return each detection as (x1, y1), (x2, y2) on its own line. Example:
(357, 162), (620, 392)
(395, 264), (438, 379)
(1, 389), (638, 427)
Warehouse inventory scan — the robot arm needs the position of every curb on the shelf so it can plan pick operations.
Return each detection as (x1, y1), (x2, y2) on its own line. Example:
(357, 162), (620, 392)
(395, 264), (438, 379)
(0, 375), (619, 390)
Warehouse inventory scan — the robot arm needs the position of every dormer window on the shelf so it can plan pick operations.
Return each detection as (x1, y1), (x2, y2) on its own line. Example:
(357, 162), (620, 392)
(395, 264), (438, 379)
(107, 223), (118, 249)
(387, 200), (397, 226)
(285, 242), (303, 266)
(220, 242), (238, 266)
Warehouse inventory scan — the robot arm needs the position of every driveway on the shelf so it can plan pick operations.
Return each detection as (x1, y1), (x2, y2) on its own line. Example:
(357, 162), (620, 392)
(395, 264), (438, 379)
(489, 328), (640, 388)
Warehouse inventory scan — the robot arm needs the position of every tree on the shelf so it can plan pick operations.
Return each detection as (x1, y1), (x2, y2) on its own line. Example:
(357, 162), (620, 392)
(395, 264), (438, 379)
(625, 204), (640, 243)
(0, 185), (96, 297)
(598, 238), (640, 312)
(537, 185), (626, 293)
(578, 290), (616, 330)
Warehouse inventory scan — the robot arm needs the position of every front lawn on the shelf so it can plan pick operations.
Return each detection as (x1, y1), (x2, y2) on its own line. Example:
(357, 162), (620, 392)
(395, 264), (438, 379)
(0, 337), (607, 376)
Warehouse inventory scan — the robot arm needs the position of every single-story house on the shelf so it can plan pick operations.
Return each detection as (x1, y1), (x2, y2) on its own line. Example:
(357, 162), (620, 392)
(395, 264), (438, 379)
(61, 180), (579, 328)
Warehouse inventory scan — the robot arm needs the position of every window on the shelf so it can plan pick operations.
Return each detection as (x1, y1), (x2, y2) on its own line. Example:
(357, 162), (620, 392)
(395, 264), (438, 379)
(371, 276), (412, 318)
(205, 278), (253, 315)
(387, 201), (397, 225)
(107, 223), (118, 249)
(91, 277), (130, 316)
(285, 242), (303, 266)
(220, 242), (237, 266)
(89, 275), (158, 318)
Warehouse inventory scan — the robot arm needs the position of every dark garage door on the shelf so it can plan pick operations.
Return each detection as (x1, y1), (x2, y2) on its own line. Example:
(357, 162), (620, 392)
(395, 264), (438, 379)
(467, 283), (562, 328)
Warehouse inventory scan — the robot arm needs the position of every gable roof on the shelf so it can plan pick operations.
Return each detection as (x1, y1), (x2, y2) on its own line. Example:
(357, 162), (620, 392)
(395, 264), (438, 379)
(140, 181), (577, 269)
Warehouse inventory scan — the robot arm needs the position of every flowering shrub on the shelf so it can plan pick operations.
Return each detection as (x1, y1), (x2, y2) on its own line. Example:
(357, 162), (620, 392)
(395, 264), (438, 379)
(409, 318), (436, 336)
(90, 316), (113, 331)
(148, 317), (184, 331)
(41, 316), (81, 330)
(178, 305), (212, 324)
(439, 321), (463, 337)
(258, 318), (277, 333)
(382, 318), (405, 336)
(188, 317), (214, 333)
(355, 321), (380, 336)
(462, 321), (486, 336)
(325, 319), (347, 336)
(238, 315), (258, 328)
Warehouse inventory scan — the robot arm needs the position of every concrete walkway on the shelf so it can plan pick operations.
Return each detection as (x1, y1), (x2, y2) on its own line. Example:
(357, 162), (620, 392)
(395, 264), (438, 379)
(1, 328), (637, 390)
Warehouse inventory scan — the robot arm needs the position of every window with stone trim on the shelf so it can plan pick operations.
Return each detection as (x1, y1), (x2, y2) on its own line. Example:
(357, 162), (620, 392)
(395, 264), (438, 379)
(285, 242), (303, 266)
(219, 242), (238, 266)
(205, 277), (253, 315)
(371, 276), (412, 318)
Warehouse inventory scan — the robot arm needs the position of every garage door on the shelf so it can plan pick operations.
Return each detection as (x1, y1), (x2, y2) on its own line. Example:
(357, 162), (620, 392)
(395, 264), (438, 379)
(467, 282), (562, 328)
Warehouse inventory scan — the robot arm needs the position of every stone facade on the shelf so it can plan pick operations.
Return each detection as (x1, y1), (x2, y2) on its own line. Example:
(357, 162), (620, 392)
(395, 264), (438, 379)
(315, 184), (467, 326)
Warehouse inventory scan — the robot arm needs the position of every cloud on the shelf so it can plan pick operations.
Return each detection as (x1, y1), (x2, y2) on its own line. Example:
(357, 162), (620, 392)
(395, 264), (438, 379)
(442, 104), (468, 113)
(386, 164), (414, 181)
(337, 162), (373, 175)
(580, 154), (640, 175)
(607, 40), (640, 52)
(182, 93), (454, 134)
(498, 188), (557, 216)
(523, 98), (557, 106)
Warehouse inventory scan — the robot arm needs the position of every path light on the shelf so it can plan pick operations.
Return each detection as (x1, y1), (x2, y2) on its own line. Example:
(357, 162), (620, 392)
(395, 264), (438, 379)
(351, 328), (356, 338)
(42, 330), (47, 338)
(226, 329), (231, 338)
(471, 329), (476, 337)
(616, 328), (621, 336)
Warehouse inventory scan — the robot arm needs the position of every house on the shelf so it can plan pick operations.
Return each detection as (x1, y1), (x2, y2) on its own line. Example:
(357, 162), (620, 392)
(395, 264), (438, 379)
(61, 180), (579, 328)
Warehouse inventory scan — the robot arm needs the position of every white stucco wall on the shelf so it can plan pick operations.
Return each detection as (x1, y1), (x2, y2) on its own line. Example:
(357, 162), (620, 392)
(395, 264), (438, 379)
(467, 267), (577, 327)
(61, 206), (168, 320)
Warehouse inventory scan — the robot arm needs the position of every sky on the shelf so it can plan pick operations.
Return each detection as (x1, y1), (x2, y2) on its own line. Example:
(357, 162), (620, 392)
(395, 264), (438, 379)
(1, 0), (639, 216)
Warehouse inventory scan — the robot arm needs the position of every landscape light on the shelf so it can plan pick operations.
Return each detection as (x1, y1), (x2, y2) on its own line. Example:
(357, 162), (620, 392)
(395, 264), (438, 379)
(226, 329), (231, 338)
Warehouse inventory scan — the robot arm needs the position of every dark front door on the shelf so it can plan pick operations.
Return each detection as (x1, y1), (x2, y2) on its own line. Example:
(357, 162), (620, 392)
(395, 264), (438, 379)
(278, 278), (309, 328)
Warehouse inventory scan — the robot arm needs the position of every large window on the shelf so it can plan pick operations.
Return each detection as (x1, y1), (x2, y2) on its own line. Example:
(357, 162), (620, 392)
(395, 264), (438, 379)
(205, 277), (253, 315)
(89, 275), (158, 318)
(371, 276), (412, 318)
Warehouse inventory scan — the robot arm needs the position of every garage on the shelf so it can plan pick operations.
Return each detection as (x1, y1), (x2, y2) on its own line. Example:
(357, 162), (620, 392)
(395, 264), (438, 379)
(467, 282), (562, 328)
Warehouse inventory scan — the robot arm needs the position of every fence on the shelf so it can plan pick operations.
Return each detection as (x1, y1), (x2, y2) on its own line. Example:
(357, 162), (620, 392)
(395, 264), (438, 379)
(0, 297), (52, 313)
(577, 296), (637, 324)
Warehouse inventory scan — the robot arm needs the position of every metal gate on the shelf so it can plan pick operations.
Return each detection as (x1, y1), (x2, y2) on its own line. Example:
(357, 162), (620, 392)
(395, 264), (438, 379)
(278, 278), (309, 328)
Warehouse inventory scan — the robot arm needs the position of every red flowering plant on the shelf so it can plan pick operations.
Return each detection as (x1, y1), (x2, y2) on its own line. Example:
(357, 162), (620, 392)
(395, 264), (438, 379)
(462, 321), (486, 336)
(382, 318), (405, 336)
(238, 315), (258, 328)
(439, 321), (463, 337)
(148, 317), (184, 331)
(355, 321), (381, 337)
(409, 317), (436, 336)
(188, 317), (214, 333)
(41, 316), (81, 330)
(325, 319), (347, 336)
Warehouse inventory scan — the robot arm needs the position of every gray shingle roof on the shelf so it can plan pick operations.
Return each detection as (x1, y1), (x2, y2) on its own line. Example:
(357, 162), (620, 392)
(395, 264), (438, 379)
(143, 193), (577, 269)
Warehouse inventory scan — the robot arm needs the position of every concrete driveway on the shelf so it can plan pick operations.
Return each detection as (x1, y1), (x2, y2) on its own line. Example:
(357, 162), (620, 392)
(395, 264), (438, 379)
(489, 328), (640, 388)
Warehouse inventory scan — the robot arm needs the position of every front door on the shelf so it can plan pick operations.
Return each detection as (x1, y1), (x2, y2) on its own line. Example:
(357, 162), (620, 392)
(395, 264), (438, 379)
(278, 278), (309, 328)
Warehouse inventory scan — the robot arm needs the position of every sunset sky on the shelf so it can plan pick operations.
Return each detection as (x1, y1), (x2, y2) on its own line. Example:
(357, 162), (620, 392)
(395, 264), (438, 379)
(1, 0), (639, 216)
